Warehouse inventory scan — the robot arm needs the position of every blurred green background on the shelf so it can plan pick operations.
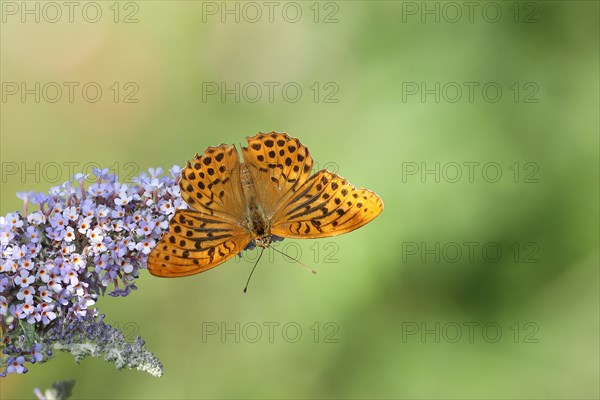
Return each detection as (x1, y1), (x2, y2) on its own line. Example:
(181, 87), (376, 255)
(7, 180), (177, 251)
(1, 1), (598, 399)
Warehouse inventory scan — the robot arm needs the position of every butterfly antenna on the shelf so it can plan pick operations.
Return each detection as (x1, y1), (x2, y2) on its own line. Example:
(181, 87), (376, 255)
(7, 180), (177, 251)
(270, 246), (317, 275)
(243, 248), (265, 293)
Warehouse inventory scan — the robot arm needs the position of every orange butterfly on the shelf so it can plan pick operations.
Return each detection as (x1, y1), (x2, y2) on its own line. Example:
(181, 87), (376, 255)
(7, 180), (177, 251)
(147, 132), (383, 278)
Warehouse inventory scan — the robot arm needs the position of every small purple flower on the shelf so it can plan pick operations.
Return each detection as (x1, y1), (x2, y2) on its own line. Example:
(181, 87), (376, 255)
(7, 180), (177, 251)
(40, 303), (57, 325)
(0, 227), (15, 245)
(26, 243), (41, 258)
(27, 211), (46, 226)
(136, 239), (156, 255)
(169, 165), (182, 178)
(135, 220), (156, 237)
(77, 217), (92, 234)
(87, 227), (104, 243)
(109, 219), (124, 232)
(49, 213), (67, 230)
(114, 187), (133, 206)
(6, 357), (27, 374)
(16, 286), (35, 302)
(61, 243), (76, 256)
(65, 270), (79, 286)
(45, 226), (65, 241)
(16, 191), (36, 201)
(5, 212), (24, 228)
(63, 206), (79, 221)
(19, 302), (35, 317)
(25, 226), (39, 243)
(95, 204), (111, 219)
(148, 167), (163, 179)
(48, 279), (63, 293)
(80, 199), (96, 218)
(31, 343), (44, 362)
(12, 244), (26, 260)
(26, 308), (41, 324)
(14, 270), (35, 287)
(38, 286), (53, 302)
(92, 167), (111, 181)
(143, 176), (163, 192)
(36, 262), (53, 281)
(31, 192), (49, 205)
(63, 227), (76, 243)
(88, 182), (110, 198)
(73, 173), (88, 183)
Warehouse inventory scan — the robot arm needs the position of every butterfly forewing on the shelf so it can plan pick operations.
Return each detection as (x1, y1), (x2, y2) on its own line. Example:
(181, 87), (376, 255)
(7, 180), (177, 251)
(180, 144), (246, 223)
(270, 170), (383, 239)
(241, 132), (314, 216)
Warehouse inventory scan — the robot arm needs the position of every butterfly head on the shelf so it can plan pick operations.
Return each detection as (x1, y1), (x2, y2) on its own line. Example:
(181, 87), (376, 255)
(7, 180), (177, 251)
(254, 235), (272, 249)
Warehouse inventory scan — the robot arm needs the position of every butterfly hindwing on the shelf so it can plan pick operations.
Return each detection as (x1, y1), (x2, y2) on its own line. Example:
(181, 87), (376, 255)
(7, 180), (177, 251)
(147, 209), (251, 277)
(270, 170), (383, 239)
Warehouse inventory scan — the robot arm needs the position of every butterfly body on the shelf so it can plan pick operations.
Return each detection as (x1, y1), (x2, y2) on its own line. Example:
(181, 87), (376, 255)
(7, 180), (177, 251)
(239, 162), (273, 246)
(148, 132), (383, 277)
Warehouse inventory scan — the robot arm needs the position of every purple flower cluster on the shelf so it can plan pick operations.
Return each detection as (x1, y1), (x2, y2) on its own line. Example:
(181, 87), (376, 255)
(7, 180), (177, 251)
(1, 167), (185, 376)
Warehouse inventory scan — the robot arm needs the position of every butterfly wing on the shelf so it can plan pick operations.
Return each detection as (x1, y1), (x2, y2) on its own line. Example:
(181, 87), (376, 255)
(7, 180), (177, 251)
(147, 209), (251, 277)
(241, 132), (383, 239)
(148, 144), (251, 277)
(270, 170), (383, 239)
(179, 144), (247, 222)
(241, 132), (314, 218)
